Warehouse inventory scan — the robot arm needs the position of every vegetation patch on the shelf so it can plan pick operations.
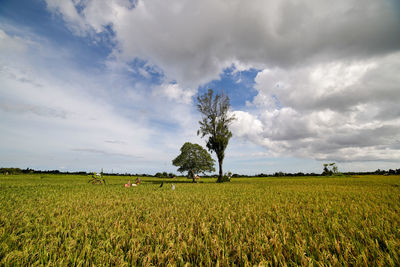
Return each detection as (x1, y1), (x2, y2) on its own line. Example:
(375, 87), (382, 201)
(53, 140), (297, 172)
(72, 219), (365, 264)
(1, 174), (399, 265)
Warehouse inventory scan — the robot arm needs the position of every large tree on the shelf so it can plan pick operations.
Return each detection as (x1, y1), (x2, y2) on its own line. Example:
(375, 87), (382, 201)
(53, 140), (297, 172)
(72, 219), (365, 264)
(197, 89), (235, 183)
(172, 142), (215, 182)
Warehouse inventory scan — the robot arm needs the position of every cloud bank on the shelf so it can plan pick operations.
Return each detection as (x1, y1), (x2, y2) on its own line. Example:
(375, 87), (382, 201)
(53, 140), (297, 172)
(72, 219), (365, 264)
(45, 0), (400, 164)
(2, 0), (400, 173)
(45, 0), (400, 85)
(0, 27), (201, 172)
(232, 54), (400, 162)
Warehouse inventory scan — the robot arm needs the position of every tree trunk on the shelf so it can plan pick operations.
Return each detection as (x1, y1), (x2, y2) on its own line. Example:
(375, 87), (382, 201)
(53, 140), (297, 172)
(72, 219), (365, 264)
(217, 158), (223, 183)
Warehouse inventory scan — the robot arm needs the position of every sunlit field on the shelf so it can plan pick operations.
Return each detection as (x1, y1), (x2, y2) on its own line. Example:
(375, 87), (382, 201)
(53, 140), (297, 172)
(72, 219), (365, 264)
(1, 174), (399, 265)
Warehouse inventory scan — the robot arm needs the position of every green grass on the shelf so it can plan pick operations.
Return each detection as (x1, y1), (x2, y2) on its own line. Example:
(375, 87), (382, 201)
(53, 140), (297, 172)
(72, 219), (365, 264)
(1, 174), (399, 265)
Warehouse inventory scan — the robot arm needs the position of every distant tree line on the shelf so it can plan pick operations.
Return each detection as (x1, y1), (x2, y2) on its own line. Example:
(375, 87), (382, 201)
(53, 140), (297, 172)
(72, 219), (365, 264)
(253, 169), (400, 177)
(355, 169), (400, 176)
(1, 167), (400, 177)
(0, 167), (178, 177)
(0, 168), (61, 175)
(154, 172), (176, 178)
(203, 168), (400, 177)
(0, 168), (152, 176)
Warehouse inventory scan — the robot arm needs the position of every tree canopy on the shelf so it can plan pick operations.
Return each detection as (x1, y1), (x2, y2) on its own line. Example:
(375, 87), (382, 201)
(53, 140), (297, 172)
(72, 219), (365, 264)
(322, 163), (339, 176)
(172, 142), (215, 182)
(197, 89), (235, 182)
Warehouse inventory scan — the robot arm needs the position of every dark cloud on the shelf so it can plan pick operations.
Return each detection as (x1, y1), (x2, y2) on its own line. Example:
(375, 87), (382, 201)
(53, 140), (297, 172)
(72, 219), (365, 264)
(327, 125), (400, 148)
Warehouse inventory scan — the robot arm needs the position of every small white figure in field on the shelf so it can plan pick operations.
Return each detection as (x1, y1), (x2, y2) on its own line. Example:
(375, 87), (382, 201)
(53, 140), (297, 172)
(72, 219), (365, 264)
(132, 177), (140, 187)
(125, 180), (131, 187)
(171, 184), (175, 190)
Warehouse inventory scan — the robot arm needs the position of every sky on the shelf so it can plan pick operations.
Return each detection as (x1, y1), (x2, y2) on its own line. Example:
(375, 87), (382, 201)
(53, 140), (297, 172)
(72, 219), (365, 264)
(1, 0), (400, 175)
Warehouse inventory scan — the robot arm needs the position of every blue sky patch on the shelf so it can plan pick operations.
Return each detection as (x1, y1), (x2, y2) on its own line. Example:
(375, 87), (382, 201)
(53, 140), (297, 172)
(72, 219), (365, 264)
(198, 66), (259, 109)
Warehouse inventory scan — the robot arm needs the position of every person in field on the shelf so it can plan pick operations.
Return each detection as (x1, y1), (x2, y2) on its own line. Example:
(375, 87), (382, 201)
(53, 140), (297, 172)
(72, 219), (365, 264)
(124, 180), (131, 187)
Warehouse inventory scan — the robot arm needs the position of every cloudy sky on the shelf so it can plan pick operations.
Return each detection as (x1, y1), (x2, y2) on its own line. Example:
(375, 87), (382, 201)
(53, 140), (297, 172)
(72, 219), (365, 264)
(1, 0), (400, 174)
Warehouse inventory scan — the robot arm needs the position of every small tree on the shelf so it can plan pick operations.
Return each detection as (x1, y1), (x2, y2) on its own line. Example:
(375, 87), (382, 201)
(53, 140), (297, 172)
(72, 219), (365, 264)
(88, 171), (106, 185)
(322, 163), (339, 176)
(197, 89), (236, 183)
(172, 142), (215, 182)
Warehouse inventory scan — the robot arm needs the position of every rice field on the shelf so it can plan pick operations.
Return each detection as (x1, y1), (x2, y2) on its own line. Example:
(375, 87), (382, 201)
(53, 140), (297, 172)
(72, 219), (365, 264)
(1, 174), (399, 266)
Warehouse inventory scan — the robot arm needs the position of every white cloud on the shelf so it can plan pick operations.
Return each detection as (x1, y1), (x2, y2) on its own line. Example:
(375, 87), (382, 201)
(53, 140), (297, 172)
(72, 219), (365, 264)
(44, 0), (400, 88)
(5, 0), (400, 170)
(230, 111), (263, 140)
(152, 83), (195, 104)
(0, 29), (28, 53)
(231, 54), (400, 162)
(0, 60), (153, 157)
(45, 0), (90, 36)
(0, 28), (202, 172)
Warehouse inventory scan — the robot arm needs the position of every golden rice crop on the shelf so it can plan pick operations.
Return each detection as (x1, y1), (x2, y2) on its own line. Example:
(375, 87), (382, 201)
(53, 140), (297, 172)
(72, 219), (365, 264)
(0, 174), (399, 265)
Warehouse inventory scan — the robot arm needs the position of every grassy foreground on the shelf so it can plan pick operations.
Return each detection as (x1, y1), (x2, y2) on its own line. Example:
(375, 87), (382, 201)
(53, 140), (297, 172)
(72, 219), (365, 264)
(0, 174), (399, 266)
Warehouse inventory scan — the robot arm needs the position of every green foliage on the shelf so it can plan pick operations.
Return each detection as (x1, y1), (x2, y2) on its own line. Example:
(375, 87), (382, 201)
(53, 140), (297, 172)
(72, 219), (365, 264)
(88, 172), (106, 185)
(172, 142), (215, 181)
(220, 171), (232, 182)
(197, 89), (235, 182)
(154, 172), (176, 178)
(322, 163), (341, 176)
(0, 168), (22, 174)
(0, 174), (399, 265)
